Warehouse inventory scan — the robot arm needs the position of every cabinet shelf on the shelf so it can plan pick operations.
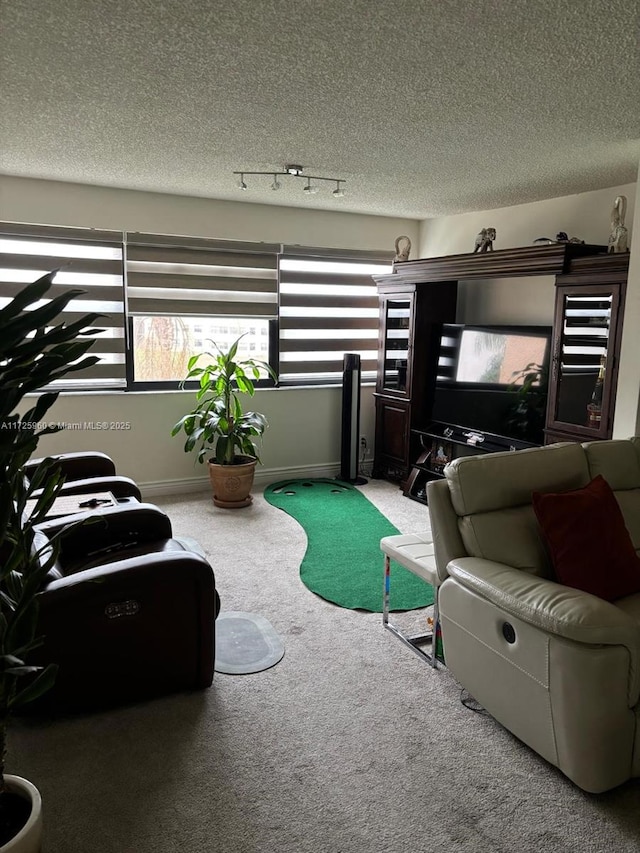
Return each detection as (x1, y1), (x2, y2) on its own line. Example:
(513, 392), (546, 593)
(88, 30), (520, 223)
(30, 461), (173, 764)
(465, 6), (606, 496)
(402, 423), (539, 502)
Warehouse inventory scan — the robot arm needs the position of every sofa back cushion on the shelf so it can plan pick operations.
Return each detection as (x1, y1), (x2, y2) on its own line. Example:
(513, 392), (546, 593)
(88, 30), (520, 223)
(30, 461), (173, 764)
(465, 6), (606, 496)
(583, 439), (640, 556)
(444, 442), (590, 577)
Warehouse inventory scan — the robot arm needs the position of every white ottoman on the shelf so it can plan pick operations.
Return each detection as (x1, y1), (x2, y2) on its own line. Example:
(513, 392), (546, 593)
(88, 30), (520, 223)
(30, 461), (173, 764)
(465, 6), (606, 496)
(380, 533), (441, 667)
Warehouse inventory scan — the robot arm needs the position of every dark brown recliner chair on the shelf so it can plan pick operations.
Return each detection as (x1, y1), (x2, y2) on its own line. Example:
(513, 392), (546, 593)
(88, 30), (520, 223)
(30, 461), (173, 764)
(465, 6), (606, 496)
(24, 451), (142, 501)
(31, 502), (219, 710)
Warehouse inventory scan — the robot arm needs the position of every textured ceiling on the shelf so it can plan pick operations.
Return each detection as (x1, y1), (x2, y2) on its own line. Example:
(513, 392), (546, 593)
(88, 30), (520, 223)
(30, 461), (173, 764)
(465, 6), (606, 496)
(1, 0), (639, 219)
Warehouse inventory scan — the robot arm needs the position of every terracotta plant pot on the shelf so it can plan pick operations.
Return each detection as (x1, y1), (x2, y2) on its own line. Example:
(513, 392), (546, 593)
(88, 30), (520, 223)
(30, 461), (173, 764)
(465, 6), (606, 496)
(208, 456), (257, 508)
(0, 775), (42, 853)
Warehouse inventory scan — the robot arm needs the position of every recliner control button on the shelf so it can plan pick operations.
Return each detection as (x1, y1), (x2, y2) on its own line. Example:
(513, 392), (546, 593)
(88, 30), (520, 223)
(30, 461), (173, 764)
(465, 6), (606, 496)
(105, 599), (140, 619)
(502, 622), (516, 643)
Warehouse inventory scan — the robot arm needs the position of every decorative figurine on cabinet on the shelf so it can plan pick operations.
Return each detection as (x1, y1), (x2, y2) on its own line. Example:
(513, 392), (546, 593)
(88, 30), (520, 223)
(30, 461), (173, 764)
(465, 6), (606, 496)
(394, 235), (412, 263)
(608, 195), (629, 253)
(473, 227), (496, 252)
(555, 232), (585, 244)
(533, 232), (584, 245)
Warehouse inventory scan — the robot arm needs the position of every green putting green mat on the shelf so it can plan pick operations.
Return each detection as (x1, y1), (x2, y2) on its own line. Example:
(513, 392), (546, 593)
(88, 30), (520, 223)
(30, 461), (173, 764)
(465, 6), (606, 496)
(263, 478), (433, 612)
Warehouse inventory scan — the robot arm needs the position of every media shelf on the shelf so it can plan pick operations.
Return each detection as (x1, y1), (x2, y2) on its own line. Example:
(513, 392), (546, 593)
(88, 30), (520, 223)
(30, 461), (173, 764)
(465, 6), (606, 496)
(403, 423), (538, 504)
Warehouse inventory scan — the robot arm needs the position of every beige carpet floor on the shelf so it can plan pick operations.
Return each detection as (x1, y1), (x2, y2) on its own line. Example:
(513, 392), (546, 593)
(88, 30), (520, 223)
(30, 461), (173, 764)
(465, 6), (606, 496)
(10, 478), (640, 852)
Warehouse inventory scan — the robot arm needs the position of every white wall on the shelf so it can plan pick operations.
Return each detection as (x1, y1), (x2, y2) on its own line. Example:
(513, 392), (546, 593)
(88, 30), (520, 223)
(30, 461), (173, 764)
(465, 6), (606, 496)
(0, 175), (418, 249)
(418, 182), (636, 257)
(419, 179), (640, 437)
(455, 275), (556, 326)
(21, 385), (377, 496)
(1, 176), (410, 493)
(614, 180), (640, 436)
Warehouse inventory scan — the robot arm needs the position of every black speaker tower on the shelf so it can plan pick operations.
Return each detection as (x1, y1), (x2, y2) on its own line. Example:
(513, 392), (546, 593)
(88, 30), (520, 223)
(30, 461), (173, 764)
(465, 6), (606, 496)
(340, 353), (367, 485)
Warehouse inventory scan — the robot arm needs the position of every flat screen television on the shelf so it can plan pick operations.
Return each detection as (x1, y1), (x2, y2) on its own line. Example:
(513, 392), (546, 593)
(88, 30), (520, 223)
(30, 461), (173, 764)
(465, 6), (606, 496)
(431, 323), (552, 445)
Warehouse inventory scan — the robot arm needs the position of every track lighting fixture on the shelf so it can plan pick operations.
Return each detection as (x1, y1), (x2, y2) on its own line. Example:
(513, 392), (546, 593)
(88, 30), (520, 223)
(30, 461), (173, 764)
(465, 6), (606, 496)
(233, 165), (346, 198)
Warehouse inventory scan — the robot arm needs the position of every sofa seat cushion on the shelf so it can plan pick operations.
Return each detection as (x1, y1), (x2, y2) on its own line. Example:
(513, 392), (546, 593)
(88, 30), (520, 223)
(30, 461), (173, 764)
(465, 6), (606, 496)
(532, 475), (640, 602)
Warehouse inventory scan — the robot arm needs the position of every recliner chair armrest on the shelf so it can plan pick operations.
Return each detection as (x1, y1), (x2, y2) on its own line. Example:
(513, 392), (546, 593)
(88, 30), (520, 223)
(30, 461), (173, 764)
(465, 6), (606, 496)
(25, 451), (117, 481)
(35, 503), (173, 558)
(447, 557), (640, 651)
(41, 476), (142, 501)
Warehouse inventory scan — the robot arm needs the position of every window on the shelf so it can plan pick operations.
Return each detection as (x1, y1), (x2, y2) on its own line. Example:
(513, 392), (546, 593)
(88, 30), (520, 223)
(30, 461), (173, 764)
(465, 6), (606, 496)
(0, 222), (126, 389)
(131, 315), (271, 381)
(125, 233), (279, 385)
(1, 222), (395, 392)
(278, 247), (393, 384)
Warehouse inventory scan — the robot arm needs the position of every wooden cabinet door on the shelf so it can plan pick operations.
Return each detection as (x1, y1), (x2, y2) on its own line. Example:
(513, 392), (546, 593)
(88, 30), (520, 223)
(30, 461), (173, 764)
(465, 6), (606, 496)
(377, 293), (414, 397)
(373, 396), (410, 480)
(546, 281), (624, 441)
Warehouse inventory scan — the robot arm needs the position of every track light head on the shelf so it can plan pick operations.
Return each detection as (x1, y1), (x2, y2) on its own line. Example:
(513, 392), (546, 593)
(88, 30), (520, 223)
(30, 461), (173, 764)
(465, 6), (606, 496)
(271, 174), (281, 190)
(303, 182), (319, 195)
(332, 181), (345, 198)
(238, 174), (247, 190)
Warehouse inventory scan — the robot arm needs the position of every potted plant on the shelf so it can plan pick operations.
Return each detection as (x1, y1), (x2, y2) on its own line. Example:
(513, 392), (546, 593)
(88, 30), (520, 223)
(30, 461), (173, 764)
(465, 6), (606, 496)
(172, 335), (276, 508)
(505, 362), (549, 444)
(0, 272), (101, 850)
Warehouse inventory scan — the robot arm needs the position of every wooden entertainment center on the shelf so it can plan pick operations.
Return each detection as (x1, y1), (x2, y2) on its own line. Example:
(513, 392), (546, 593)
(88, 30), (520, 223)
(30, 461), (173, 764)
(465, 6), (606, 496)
(371, 243), (630, 503)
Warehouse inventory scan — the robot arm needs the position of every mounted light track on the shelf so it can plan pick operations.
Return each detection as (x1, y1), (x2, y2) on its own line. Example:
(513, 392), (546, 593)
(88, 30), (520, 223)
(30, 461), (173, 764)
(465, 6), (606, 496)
(233, 165), (346, 197)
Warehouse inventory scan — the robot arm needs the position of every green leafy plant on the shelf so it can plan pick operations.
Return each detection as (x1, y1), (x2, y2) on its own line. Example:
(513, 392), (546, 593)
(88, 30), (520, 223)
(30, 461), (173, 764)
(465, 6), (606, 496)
(0, 272), (101, 802)
(172, 335), (277, 465)
(505, 362), (548, 443)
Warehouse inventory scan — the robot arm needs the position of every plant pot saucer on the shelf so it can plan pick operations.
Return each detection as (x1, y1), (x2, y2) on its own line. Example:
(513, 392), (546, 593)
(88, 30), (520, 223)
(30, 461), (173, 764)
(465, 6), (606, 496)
(213, 494), (253, 509)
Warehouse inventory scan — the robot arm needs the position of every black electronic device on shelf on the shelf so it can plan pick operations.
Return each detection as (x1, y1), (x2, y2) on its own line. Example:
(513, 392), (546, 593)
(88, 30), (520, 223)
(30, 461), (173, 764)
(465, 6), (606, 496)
(431, 323), (552, 446)
(402, 323), (552, 504)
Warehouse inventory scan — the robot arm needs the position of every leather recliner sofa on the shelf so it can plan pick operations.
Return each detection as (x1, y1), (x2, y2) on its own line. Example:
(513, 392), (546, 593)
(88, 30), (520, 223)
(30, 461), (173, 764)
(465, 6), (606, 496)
(426, 437), (640, 793)
(31, 500), (219, 710)
(24, 450), (142, 501)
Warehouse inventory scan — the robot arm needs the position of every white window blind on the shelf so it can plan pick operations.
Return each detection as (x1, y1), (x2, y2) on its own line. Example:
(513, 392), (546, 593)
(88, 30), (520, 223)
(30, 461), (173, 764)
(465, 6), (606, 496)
(278, 246), (393, 384)
(125, 233), (279, 318)
(0, 222), (126, 389)
(125, 233), (279, 383)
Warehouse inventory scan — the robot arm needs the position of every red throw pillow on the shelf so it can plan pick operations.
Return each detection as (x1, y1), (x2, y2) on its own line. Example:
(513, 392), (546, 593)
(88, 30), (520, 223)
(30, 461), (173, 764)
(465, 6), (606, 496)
(532, 475), (640, 601)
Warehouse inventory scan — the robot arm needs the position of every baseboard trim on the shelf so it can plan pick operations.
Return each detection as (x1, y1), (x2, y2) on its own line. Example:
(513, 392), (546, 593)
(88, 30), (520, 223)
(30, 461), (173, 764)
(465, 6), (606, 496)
(139, 462), (343, 499)
(254, 462), (342, 488)
(140, 476), (210, 499)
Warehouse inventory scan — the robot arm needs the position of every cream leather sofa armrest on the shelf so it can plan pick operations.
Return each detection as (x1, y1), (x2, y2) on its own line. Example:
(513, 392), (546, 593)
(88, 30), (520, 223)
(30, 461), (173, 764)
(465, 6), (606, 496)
(447, 557), (640, 650)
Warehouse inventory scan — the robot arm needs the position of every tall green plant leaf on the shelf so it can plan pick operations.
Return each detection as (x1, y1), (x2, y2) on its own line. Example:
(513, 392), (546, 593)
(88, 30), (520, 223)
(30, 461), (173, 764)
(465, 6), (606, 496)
(0, 272), (106, 781)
